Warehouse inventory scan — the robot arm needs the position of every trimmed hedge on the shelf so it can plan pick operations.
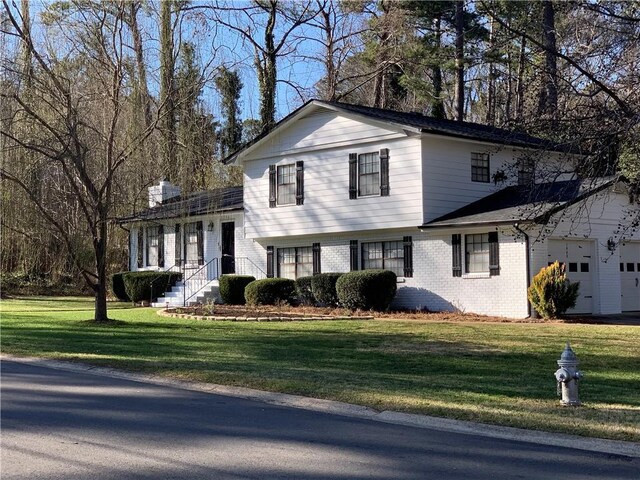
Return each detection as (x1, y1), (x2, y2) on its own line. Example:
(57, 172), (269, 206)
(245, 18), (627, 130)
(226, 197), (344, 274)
(123, 271), (182, 303)
(336, 269), (397, 311)
(295, 276), (315, 306)
(311, 272), (343, 306)
(245, 278), (296, 306)
(219, 275), (256, 305)
(110, 271), (130, 302)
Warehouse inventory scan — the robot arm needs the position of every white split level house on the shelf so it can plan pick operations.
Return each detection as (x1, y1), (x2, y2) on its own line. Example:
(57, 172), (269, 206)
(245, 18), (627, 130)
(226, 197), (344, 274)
(118, 100), (640, 317)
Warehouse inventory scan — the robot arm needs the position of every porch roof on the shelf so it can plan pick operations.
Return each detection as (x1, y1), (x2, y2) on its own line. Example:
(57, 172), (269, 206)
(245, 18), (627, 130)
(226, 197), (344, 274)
(117, 186), (243, 224)
(420, 177), (618, 229)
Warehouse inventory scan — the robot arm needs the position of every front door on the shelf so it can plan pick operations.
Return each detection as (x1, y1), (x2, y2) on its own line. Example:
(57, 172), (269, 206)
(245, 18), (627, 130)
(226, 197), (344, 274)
(221, 222), (235, 274)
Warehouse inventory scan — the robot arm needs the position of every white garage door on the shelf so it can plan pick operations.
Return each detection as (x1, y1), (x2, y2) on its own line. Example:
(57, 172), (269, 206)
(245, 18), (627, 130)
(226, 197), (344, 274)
(620, 242), (640, 312)
(548, 240), (594, 314)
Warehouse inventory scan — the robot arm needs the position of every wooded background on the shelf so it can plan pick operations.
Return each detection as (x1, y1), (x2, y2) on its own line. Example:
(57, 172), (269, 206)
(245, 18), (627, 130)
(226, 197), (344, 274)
(1, 1), (638, 317)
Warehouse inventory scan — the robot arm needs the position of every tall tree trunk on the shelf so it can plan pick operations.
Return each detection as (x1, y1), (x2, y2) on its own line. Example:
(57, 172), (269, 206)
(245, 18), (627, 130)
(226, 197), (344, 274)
(516, 35), (526, 123)
(160, 0), (177, 179)
(129, 1), (152, 130)
(538, 0), (558, 123)
(486, 14), (496, 125)
(259, 0), (277, 132)
(454, 0), (465, 122)
(94, 214), (108, 322)
(431, 16), (445, 119)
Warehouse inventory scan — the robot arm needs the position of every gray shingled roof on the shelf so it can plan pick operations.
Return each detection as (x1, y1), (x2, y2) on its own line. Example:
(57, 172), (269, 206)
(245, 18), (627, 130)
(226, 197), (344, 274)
(117, 186), (243, 223)
(421, 177), (617, 229)
(224, 100), (574, 164)
(320, 101), (571, 151)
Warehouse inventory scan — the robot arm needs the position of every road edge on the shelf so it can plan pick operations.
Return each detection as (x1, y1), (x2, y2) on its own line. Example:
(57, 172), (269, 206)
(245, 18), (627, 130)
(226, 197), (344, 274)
(2, 354), (638, 459)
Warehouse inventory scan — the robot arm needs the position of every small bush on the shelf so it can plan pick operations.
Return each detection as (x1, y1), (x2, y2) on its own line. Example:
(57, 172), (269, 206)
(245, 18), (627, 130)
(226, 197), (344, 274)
(110, 271), (130, 302)
(295, 276), (315, 306)
(123, 271), (182, 303)
(244, 278), (296, 306)
(311, 272), (343, 306)
(528, 261), (580, 319)
(219, 275), (256, 305)
(336, 269), (397, 311)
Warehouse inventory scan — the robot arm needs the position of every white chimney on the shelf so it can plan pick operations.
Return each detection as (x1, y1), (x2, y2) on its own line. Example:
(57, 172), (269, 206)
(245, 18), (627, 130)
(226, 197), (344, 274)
(149, 179), (181, 207)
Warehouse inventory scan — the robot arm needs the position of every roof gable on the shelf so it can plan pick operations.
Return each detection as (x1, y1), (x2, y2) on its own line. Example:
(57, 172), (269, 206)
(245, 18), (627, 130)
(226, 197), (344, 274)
(224, 100), (573, 164)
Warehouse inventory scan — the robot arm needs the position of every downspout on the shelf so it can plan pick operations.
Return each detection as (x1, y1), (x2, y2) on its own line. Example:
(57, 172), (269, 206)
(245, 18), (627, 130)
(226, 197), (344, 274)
(513, 222), (531, 318)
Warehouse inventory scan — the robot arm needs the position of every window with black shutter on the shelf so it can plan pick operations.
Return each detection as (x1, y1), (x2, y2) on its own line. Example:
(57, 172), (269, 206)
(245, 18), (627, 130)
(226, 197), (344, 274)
(137, 228), (144, 268)
(488, 231), (500, 276)
(452, 234), (462, 277)
(266, 246), (274, 278)
(296, 161), (304, 205)
(403, 236), (413, 277)
(312, 243), (321, 275)
(350, 240), (358, 270)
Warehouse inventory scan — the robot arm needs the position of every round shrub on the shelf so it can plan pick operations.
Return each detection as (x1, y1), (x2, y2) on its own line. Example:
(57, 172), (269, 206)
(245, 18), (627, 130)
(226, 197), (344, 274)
(219, 275), (255, 305)
(311, 272), (343, 306)
(336, 269), (397, 311)
(295, 276), (315, 306)
(528, 261), (580, 319)
(123, 271), (182, 303)
(244, 278), (296, 306)
(110, 271), (130, 302)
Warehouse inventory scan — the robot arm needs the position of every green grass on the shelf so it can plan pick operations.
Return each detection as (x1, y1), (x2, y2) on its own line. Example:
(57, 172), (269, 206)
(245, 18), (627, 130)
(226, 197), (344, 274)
(1, 296), (639, 441)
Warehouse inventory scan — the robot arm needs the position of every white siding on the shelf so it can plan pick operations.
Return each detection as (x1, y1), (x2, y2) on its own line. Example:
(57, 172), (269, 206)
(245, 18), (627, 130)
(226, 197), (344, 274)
(244, 110), (405, 160)
(421, 136), (573, 222)
(244, 123), (422, 239)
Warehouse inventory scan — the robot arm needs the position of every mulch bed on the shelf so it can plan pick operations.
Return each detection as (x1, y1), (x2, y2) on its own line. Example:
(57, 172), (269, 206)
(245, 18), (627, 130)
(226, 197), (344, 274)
(158, 304), (547, 323)
(160, 304), (374, 322)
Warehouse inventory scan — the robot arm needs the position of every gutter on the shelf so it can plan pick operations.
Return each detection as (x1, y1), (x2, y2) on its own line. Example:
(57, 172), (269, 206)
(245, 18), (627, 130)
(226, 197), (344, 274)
(513, 222), (532, 318)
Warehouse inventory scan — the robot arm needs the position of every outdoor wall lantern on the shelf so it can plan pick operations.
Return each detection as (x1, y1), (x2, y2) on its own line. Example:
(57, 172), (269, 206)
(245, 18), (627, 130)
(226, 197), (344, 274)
(207, 221), (215, 232)
(607, 237), (616, 251)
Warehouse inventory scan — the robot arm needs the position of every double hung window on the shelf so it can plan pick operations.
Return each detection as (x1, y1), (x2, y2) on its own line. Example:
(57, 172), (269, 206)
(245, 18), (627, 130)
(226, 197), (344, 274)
(361, 241), (404, 277)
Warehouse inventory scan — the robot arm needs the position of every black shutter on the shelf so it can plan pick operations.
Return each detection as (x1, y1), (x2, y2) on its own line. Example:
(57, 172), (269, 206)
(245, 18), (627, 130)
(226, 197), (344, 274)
(380, 148), (390, 196)
(266, 246), (274, 278)
(196, 221), (204, 266)
(489, 231), (500, 276)
(403, 236), (413, 277)
(158, 225), (165, 268)
(349, 153), (357, 199)
(175, 224), (181, 266)
(145, 227), (150, 266)
(296, 161), (304, 205)
(128, 231), (132, 270)
(136, 229), (143, 268)
(312, 243), (321, 275)
(452, 234), (462, 277)
(269, 164), (276, 207)
(350, 240), (358, 271)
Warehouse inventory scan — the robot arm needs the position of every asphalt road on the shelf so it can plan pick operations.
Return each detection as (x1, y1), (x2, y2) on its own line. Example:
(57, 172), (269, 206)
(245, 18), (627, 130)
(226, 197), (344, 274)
(1, 360), (637, 480)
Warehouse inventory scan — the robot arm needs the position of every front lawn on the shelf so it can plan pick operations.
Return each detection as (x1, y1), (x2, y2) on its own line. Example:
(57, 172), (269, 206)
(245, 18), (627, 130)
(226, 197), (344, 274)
(1, 296), (638, 441)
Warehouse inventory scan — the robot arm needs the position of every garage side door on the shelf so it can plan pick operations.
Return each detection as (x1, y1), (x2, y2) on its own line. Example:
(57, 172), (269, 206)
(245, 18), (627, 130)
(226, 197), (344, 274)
(620, 242), (640, 312)
(548, 240), (594, 314)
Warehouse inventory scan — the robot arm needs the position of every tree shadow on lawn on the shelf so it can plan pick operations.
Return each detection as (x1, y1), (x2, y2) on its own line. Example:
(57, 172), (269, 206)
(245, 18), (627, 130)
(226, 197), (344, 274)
(4, 321), (640, 408)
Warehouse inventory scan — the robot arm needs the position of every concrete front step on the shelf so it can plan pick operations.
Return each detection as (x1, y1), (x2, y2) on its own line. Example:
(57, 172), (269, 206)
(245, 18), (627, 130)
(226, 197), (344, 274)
(152, 282), (220, 308)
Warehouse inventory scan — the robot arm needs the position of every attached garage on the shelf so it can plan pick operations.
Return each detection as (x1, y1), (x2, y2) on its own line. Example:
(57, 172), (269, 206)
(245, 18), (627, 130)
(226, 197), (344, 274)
(548, 239), (595, 314)
(620, 242), (640, 312)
